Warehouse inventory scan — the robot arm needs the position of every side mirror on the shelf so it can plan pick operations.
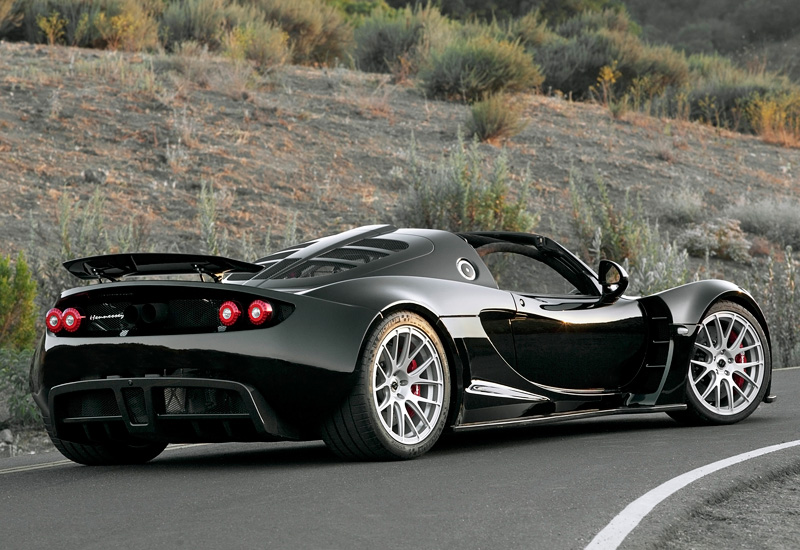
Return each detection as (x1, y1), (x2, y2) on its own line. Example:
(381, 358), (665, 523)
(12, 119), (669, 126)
(597, 260), (628, 305)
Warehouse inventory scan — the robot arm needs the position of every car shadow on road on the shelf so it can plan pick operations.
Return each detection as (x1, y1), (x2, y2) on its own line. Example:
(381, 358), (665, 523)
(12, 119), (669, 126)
(142, 413), (775, 467)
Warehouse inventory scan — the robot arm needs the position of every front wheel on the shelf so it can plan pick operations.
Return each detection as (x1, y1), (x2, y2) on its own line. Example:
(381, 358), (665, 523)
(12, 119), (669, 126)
(321, 311), (451, 460)
(670, 301), (770, 425)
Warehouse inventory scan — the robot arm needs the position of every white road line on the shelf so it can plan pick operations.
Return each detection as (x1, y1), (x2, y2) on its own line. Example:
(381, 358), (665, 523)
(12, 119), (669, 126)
(586, 439), (800, 549)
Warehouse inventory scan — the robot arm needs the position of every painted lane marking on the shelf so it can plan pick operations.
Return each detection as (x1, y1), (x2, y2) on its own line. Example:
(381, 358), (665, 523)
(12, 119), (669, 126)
(0, 459), (73, 475)
(586, 439), (800, 549)
(0, 443), (207, 475)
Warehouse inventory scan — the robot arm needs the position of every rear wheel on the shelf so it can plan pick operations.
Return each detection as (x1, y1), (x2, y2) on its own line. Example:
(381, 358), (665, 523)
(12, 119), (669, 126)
(321, 311), (450, 460)
(670, 301), (770, 425)
(47, 427), (167, 466)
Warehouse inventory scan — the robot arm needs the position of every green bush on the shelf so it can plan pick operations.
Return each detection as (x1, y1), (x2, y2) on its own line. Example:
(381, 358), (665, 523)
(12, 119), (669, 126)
(466, 93), (527, 143)
(419, 35), (542, 103)
(0, 253), (37, 351)
(0, 252), (38, 428)
(222, 19), (289, 70)
(253, 0), (353, 66)
(353, 4), (451, 74)
(20, 0), (160, 49)
(399, 132), (537, 233)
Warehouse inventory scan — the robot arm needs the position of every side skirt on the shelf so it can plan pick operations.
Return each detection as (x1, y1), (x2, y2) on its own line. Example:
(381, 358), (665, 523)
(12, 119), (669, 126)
(452, 404), (687, 432)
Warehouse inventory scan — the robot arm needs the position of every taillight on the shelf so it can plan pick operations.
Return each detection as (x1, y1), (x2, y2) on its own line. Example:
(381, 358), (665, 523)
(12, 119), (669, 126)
(62, 308), (83, 332)
(45, 308), (63, 333)
(248, 300), (272, 325)
(219, 301), (241, 326)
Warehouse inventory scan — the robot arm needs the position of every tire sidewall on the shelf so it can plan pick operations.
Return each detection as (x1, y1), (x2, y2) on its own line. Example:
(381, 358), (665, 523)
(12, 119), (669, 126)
(361, 312), (451, 459)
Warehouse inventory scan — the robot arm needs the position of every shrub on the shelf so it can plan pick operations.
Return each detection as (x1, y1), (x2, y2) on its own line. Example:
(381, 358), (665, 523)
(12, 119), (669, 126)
(160, 0), (237, 51)
(656, 184), (705, 225)
(253, 0), (353, 66)
(624, 238), (692, 296)
(569, 167), (697, 294)
(0, 253), (37, 351)
(36, 10), (66, 44)
(744, 92), (800, 147)
(505, 9), (558, 50)
(677, 218), (752, 264)
(0, 0), (22, 38)
(93, 0), (160, 51)
(537, 27), (688, 100)
(0, 348), (38, 427)
(22, 0), (160, 49)
(745, 248), (800, 368)
(555, 8), (639, 39)
(399, 132), (537, 233)
(28, 188), (153, 309)
(569, 168), (651, 264)
(0, 252), (38, 427)
(222, 20), (289, 70)
(353, 4), (452, 74)
(465, 93), (527, 144)
(419, 35), (542, 103)
(663, 53), (800, 134)
(730, 198), (800, 250)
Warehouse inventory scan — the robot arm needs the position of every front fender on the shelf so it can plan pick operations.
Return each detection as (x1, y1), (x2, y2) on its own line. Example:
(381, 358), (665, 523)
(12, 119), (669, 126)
(653, 280), (770, 346)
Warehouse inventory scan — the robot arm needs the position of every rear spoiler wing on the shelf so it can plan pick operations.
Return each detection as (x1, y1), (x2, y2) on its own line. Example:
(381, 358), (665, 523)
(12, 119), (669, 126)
(63, 253), (263, 282)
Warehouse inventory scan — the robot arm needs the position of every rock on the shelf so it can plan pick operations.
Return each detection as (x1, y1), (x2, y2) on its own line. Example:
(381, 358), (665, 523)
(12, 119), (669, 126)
(83, 168), (108, 184)
(0, 428), (13, 444)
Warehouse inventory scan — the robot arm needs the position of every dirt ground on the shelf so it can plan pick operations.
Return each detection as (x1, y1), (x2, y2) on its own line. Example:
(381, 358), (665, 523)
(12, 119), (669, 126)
(1, 40), (798, 265)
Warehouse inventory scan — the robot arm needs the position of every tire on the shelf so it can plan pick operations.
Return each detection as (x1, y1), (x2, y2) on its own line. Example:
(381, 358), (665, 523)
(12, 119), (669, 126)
(670, 301), (771, 426)
(321, 311), (451, 460)
(47, 426), (167, 466)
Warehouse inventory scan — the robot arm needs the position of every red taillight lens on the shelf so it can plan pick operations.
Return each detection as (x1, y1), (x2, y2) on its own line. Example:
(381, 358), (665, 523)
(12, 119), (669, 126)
(62, 308), (83, 332)
(45, 308), (63, 333)
(248, 300), (272, 325)
(219, 301), (241, 326)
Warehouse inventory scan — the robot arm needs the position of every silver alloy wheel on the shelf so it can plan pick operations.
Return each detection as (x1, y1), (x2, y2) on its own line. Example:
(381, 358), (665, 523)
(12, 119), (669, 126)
(689, 310), (765, 416)
(372, 325), (445, 444)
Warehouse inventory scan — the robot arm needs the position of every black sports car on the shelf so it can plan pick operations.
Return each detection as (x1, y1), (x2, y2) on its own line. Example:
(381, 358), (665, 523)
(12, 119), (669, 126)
(31, 225), (774, 464)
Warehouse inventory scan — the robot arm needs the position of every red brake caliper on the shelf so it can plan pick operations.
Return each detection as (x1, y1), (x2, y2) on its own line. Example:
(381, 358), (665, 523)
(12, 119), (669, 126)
(729, 331), (746, 389)
(406, 359), (421, 418)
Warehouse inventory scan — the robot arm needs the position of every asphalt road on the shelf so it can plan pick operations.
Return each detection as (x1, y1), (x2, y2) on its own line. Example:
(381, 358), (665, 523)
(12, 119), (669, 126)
(3, 369), (799, 550)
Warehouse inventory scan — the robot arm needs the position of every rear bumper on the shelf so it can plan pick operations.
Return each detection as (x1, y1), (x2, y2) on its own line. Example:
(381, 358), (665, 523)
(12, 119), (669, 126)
(47, 376), (301, 444)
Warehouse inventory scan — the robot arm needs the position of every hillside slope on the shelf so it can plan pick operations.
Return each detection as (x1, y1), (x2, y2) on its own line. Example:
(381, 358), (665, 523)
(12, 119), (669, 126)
(1, 41), (798, 266)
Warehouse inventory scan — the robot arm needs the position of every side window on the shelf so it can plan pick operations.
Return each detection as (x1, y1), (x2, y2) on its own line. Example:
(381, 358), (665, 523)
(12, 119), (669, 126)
(482, 251), (580, 295)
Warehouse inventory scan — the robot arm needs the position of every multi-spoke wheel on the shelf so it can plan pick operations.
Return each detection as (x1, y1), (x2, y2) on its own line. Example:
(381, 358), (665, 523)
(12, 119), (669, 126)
(671, 301), (770, 425)
(321, 311), (450, 460)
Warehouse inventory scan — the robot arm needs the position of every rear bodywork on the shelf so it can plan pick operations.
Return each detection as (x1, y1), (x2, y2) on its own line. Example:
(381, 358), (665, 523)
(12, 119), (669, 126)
(32, 224), (771, 448)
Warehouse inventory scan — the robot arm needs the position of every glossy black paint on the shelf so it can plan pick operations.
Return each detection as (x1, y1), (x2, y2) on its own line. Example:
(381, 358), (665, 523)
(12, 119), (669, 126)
(32, 224), (772, 448)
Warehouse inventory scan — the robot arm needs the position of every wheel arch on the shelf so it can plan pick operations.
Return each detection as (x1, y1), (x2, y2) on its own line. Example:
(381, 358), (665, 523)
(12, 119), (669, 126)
(655, 280), (771, 351)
